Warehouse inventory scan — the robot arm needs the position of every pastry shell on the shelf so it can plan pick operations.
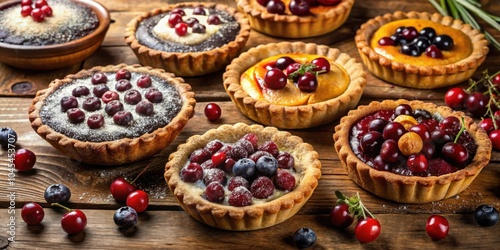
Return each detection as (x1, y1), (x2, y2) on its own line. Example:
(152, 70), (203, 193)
(164, 123), (322, 230)
(223, 41), (366, 129)
(124, 2), (251, 77)
(28, 64), (196, 166)
(355, 11), (489, 89)
(333, 99), (492, 203)
(236, 0), (354, 38)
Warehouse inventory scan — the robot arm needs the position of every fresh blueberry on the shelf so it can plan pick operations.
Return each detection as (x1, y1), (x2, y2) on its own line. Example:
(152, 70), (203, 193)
(293, 227), (317, 249)
(232, 158), (256, 180)
(0, 127), (17, 148)
(113, 206), (138, 229)
(474, 205), (499, 227)
(44, 184), (71, 204)
(255, 155), (278, 177)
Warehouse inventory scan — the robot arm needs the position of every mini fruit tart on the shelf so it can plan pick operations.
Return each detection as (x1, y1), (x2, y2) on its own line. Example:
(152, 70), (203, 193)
(236, 0), (354, 38)
(164, 123), (321, 230)
(28, 64), (196, 165)
(124, 2), (251, 77)
(355, 11), (489, 89)
(334, 99), (492, 203)
(223, 42), (366, 129)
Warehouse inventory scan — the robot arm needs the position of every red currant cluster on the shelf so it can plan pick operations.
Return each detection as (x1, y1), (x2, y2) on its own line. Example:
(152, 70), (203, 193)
(20, 0), (53, 22)
(444, 70), (500, 150)
(167, 7), (221, 36)
(263, 56), (330, 92)
(258, 0), (340, 16)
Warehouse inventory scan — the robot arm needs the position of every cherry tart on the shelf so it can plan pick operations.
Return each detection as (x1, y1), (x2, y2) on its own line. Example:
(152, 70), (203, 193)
(165, 123), (321, 230)
(125, 2), (250, 77)
(334, 99), (491, 203)
(28, 64), (196, 165)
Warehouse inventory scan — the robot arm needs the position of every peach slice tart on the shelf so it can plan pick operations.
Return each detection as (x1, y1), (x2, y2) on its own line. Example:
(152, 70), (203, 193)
(223, 42), (366, 129)
(164, 123), (321, 230)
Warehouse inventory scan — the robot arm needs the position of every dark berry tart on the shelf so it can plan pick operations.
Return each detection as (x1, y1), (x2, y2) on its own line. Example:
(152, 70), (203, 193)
(165, 123), (321, 230)
(125, 2), (250, 77)
(334, 99), (491, 203)
(28, 64), (196, 165)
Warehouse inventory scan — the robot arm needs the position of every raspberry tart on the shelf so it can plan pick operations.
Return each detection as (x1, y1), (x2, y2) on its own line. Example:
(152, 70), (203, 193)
(28, 64), (196, 165)
(236, 0), (354, 38)
(355, 11), (489, 89)
(334, 99), (492, 203)
(223, 42), (366, 129)
(125, 2), (250, 77)
(164, 123), (321, 230)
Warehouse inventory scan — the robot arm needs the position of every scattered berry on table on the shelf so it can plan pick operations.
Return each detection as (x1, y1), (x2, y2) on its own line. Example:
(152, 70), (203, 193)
(425, 214), (449, 240)
(126, 190), (149, 213)
(13, 148), (36, 172)
(21, 202), (44, 225)
(0, 127), (17, 147)
(44, 184), (71, 204)
(330, 203), (354, 229)
(110, 177), (137, 203)
(474, 205), (499, 227)
(52, 203), (87, 235)
(114, 206), (138, 229)
(293, 227), (317, 249)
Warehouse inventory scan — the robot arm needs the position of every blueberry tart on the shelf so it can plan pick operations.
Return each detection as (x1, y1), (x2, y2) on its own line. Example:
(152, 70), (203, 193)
(165, 123), (321, 230)
(28, 64), (196, 165)
(125, 2), (251, 77)
(333, 99), (492, 203)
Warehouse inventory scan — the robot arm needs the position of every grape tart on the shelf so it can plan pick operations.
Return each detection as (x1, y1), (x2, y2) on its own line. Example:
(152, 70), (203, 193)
(164, 123), (321, 230)
(355, 11), (489, 89)
(334, 99), (491, 203)
(125, 2), (250, 77)
(28, 64), (196, 165)
(223, 42), (366, 129)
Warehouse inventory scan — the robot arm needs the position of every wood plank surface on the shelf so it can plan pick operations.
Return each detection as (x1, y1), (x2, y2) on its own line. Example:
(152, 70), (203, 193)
(0, 0), (499, 249)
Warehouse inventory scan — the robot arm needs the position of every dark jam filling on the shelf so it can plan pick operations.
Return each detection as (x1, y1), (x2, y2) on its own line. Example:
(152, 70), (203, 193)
(349, 109), (478, 177)
(40, 72), (182, 142)
(0, 0), (99, 46)
(136, 7), (240, 53)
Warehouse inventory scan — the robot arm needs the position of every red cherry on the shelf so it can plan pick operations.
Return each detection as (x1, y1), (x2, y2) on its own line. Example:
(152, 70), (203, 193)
(489, 130), (500, 151)
(465, 92), (489, 117)
(13, 148), (36, 172)
(317, 0), (340, 6)
(30, 8), (45, 22)
(168, 13), (183, 28)
(492, 74), (500, 91)
(20, 0), (32, 6)
(442, 142), (469, 167)
(61, 209), (87, 235)
(266, 0), (285, 14)
(110, 177), (137, 202)
(444, 87), (467, 109)
(354, 217), (381, 243)
(207, 15), (221, 25)
(21, 5), (33, 17)
(426, 215), (449, 240)
(289, 0), (310, 16)
(175, 22), (188, 36)
(41, 5), (52, 17)
(311, 57), (330, 73)
(479, 118), (495, 134)
(285, 63), (302, 79)
(126, 190), (149, 213)
(330, 204), (354, 229)
(115, 69), (131, 80)
(21, 202), (44, 225)
(406, 154), (428, 173)
(297, 72), (318, 92)
(34, 0), (47, 8)
(101, 91), (119, 103)
(378, 37), (395, 46)
(264, 68), (287, 89)
(425, 44), (443, 58)
(170, 8), (185, 16)
(204, 103), (222, 121)
(211, 151), (227, 166)
(257, 0), (270, 6)
(136, 75), (152, 88)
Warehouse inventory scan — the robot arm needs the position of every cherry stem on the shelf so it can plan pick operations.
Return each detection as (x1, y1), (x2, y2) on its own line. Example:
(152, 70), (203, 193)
(131, 161), (152, 184)
(51, 203), (72, 212)
(454, 117), (466, 144)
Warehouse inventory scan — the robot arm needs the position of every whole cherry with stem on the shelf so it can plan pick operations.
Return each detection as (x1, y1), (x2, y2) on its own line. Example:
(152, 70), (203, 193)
(110, 161), (153, 202)
(52, 203), (87, 235)
(441, 117), (469, 167)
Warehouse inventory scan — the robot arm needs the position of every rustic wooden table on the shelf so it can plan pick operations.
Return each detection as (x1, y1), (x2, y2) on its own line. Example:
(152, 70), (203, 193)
(0, 0), (499, 249)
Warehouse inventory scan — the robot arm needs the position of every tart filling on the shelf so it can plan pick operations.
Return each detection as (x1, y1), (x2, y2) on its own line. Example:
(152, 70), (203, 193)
(136, 6), (240, 53)
(0, 0), (99, 46)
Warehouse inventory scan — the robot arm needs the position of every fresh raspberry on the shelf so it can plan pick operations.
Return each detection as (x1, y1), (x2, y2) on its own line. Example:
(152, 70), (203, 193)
(427, 158), (458, 176)
(258, 141), (279, 157)
(203, 168), (227, 186)
(189, 148), (211, 164)
(180, 163), (203, 183)
(250, 176), (274, 199)
(227, 176), (249, 191)
(277, 152), (295, 169)
(275, 170), (296, 191)
(203, 182), (225, 203)
(228, 187), (252, 207)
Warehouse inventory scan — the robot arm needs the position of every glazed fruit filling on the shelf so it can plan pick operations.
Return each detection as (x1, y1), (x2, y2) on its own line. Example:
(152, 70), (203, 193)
(179, 133), (300, 207)
(40, 69), (182, 142)
(378, 26), (454, 58)
(258, 0), (341, 16)
(349, 104), (478, 176)
(240, 53), (350, 106)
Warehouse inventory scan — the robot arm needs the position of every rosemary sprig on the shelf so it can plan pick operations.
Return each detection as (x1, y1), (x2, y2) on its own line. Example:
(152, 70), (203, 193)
(429, 0), (500, 51)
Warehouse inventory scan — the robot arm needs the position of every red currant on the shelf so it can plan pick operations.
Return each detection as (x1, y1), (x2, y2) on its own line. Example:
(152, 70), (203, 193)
(21, 5), (33, 17)
(41, 5), (52, 17)
(211, 151), (226, 166)
(297, 72), (318, 92)
(110, 177), (137, 202)
(126, 190), (149, 213)
(489, 130), (500, 151)
(175, 22), (188, 36)
(354, 217), (381, 243)
(13, 148), (36, 172)
(330, 204), (354, 229)
(34, 0), (47, 8)
(61, 209), (87, 235)
(264, 68), (287, 89)
(444, 87), (467, 109)
(168, 13), (183, 28)
(426, 215), (449, 240)
(20, 0), (32, 6)
(21, 202), (44, 225)
(204, 103), (222, 121)
(30, 8), (45, 22)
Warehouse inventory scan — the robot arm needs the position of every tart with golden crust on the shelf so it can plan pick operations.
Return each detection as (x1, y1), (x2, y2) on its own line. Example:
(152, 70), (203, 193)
(124, 2), (251, 77)
(28, 64), (196, 165)
(355, 11), (489, 89)
(164, 123), (321, 230)
(236, 0), (354, 38)
(223, 42), (366, 129)
(333, 99), (492, 203)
